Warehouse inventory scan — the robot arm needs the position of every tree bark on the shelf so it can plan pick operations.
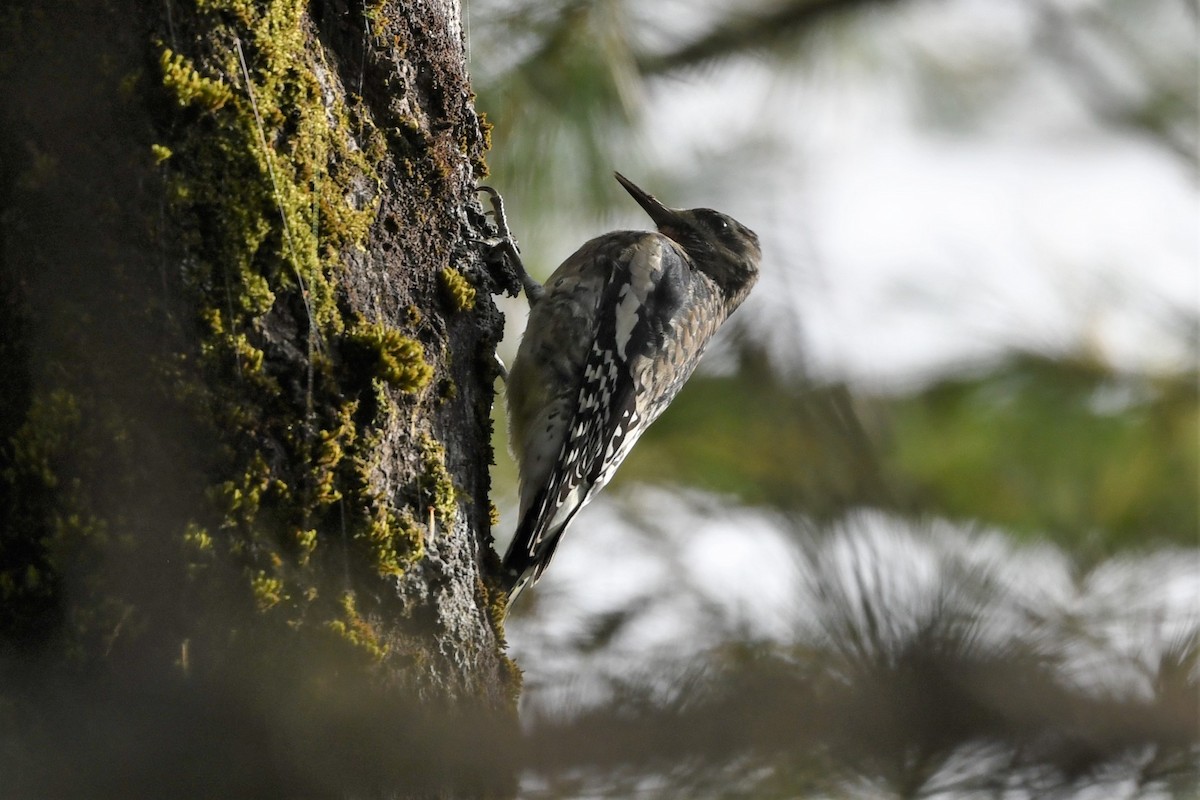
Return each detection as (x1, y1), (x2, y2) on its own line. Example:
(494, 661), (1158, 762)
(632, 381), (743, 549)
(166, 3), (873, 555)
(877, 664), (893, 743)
(0, 0), (516, 796)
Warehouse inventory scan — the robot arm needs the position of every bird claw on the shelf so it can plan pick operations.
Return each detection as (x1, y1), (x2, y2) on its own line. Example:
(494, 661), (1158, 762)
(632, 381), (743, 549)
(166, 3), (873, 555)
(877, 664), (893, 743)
(477, 185), (517, 246)
(476, 184), (543, 304)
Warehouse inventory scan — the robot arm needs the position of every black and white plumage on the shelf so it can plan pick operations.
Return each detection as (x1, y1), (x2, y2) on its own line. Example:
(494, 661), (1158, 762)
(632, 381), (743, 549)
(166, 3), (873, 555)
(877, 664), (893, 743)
(488, 173), (761, 609)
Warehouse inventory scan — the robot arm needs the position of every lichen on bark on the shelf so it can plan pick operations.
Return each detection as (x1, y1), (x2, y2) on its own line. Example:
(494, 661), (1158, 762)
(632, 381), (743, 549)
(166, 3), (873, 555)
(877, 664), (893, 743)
(148, 0), (514, 699)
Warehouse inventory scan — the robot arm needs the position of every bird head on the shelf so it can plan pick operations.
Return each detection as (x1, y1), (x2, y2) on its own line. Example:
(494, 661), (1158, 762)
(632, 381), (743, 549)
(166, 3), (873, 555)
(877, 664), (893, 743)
(615, 172), (761, 307)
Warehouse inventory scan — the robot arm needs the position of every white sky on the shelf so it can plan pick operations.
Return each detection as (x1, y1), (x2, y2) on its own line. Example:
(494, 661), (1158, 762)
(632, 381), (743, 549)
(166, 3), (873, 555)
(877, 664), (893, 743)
(630, 0), (1199, 390)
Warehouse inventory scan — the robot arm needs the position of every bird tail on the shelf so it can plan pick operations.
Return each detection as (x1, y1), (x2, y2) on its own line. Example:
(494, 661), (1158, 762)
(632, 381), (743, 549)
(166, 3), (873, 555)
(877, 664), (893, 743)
(501, 475), (595, 615)
(502, 570), (534, 618)
(499, 502), (540, 617)
(500, 497), (573, 615)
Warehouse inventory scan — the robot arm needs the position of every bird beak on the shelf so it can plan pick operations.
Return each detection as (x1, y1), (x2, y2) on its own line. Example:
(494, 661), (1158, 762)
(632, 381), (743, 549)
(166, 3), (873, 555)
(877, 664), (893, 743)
(614, 172), (681, 231)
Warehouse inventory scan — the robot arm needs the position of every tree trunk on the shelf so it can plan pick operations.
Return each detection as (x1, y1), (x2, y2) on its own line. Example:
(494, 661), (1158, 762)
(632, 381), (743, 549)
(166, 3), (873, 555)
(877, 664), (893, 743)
(0, 1), (517, 796)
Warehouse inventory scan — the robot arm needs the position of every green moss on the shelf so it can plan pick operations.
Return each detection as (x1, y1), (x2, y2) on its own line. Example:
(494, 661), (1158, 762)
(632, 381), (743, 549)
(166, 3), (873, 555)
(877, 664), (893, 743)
(419, 433), (458, 523)
(158, 0), (381, 352)
(230, 332), (265, 373)
(150, 144), (173, 163)
(182, 522), (214, 553)
(239, 270), (275, 315)
(369, 376), (399, 423)
(147, 0), (503, 691)
(349, 319), (433, 392)
(293, 528), (318, 564)
(208, 451), (277, 529)
(325, 591), (388, 662)
(155, 0), (395, 614)
(439, 266), (476, 312)
(159, 48), (231, 110)
(484, 580), (508, 638)
(2, 390), (97, 619)
(473, 110), (492, 178)
(250, 569), (286, 611)
(0, 384), (144, 656)
(362, 506), (425, 579)
(3, 389), (80, 490)
(312, 401), (357, 508)
(182, 522), (216, 579)
(480, 577), (523, 705)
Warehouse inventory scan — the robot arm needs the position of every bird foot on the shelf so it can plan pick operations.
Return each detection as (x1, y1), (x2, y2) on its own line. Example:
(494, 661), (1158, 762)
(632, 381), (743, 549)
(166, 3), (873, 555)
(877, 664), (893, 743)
(477, 185), (544, 304)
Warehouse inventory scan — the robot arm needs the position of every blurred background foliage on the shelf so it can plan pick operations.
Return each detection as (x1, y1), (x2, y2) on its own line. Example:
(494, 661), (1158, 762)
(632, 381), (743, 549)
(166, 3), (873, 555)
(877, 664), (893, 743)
(468, 0), (1197, 797)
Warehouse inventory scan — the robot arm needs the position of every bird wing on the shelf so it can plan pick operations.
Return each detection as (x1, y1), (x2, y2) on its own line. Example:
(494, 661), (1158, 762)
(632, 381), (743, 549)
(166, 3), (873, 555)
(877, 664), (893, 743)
(503, 236), (691, 590)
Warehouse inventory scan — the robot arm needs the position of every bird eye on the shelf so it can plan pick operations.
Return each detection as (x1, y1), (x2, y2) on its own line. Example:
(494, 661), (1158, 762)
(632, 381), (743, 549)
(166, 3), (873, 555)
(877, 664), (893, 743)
(699, 210), (728, 231)
(710, 215), (739, 244)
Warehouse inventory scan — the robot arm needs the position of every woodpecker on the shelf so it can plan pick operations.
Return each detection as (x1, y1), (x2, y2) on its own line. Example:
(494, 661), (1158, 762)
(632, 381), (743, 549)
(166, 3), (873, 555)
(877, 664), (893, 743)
(482, 173), (761, 609)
